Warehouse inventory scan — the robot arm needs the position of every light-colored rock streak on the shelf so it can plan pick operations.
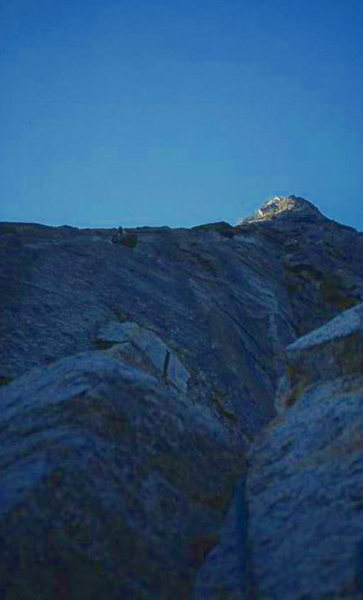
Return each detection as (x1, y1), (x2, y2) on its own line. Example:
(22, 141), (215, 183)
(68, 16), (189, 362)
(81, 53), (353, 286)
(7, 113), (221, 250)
(289, 301), (363, 351)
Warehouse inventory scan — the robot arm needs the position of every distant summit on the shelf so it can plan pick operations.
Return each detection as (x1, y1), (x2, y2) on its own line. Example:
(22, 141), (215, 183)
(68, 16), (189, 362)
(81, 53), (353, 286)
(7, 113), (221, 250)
(238, 195), (322, 225)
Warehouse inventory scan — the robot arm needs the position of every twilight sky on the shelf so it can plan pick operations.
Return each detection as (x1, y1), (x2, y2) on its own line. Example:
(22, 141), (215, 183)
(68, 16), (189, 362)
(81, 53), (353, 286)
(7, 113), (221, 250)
(1, 0), (362, 229)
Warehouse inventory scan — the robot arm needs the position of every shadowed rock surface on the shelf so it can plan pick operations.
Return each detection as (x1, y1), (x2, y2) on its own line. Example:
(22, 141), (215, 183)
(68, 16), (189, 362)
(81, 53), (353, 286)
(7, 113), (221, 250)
(0, 351), (244, 599)
(0, 196), (362, 598)
(194, 302), (363, 599)
(1, 197), (362, 432)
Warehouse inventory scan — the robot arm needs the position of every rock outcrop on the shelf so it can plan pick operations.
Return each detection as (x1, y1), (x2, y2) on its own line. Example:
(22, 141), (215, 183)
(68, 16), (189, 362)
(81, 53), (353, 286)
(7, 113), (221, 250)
(0, 196), (362, 598)
(194, 302), (363, 599)
(0, 351), (243, 599)
(239, 194), (323, 224)
(96, 320), (190, 392)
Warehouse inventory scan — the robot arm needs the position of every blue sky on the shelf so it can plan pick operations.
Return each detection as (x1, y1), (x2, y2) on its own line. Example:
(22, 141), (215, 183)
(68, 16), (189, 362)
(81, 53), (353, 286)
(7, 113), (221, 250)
(1, 0), (362, 229)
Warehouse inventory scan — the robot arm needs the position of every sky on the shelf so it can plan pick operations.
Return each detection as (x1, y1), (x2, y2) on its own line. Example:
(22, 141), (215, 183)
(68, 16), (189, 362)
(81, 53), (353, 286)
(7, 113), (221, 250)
(1, 0), (363, 230)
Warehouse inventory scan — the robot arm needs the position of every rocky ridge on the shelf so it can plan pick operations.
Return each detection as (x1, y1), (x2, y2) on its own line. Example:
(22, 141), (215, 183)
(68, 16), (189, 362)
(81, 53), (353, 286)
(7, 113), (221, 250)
(239, 194), (323, 223)
(0, 195), (362, 598)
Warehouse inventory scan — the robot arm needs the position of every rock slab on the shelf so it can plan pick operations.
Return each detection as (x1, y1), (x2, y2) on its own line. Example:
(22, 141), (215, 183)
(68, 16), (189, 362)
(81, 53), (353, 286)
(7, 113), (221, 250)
(194, 303), (363, 599)
(0, 351), (244, 599)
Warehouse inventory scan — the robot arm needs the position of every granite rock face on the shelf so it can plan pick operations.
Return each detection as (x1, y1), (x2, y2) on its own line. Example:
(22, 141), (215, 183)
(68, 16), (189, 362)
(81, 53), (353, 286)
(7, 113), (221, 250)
(0, 196), (362, 598)
(96, 320), (190, 392)
(194, 302), (363, 599)
(0, 351), (243, 599)
(1, 197), (362, 433)
(237, 195), (363, 336)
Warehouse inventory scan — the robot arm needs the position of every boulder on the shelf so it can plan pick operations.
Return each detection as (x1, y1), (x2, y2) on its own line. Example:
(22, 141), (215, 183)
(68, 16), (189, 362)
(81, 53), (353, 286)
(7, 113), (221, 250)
(96, 320), (190, 392)
(276, 301), (363, 413)
(0, 350), (244, 600)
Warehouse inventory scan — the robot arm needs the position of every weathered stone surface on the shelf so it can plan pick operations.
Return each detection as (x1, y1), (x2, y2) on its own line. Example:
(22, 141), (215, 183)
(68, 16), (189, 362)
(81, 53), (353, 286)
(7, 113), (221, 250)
(0, 197), (362, 599)
(276, 302), (363, 413)
(239, 195), (324, 224)
(236, 196), (363, 336)
(0, 350), (244, 599)
(1, 197), (361, 438)
(96, 320), (190, 392)
(192, 476), (253, 600)
(289, 300), (363, 348)
(194, 303), (363, 599)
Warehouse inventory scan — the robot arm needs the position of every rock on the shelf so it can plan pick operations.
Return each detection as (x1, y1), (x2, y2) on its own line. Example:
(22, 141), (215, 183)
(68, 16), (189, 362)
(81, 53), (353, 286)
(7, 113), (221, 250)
(0, 197), (362, 599)
(0, 350), (244, 600)
(192, 221), (236, 238)
(1, 198), (362, 436)
(111, 227), (138, 247)
(194, 303), (363, 599)
(96, 320), (190, 392)
(237, 195), (323, 225)
(192, 475), (253, 600)
(96, 320), (141, 344)
(288, 299), (363, 350)
(0, 211), (305, 435)
(275, 301), (363, 413)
